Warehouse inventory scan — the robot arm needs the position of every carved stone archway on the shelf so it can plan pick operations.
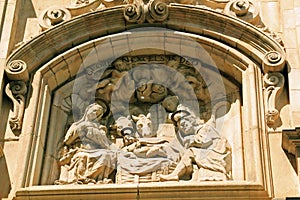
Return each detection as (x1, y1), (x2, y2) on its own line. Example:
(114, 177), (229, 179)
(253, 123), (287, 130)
(4, 2), (286, 199)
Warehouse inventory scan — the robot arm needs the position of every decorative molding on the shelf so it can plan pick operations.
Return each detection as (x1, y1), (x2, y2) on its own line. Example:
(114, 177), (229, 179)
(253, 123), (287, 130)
(4, 60), (29, 134)
(258, 26), (284, 47)
(224, 0), (259, 25)
(66, 0), (102, 16)
(38, 6), (72, 31)
(124, 0), (169, 23)
(262, 51), (286, 73)
(5, 60), (29, 81)
(282, 127), (300, 179)
(0, 146), (3, 158)
(5, 81), (28, 133)
(34, 0), (284, 48)
(263, 72), (284, 127)
(282, 128), (300, 152)
(197, 0), (230, 9)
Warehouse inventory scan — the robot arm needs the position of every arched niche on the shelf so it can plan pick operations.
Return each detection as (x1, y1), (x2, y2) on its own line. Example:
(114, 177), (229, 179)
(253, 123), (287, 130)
(36, 29), (245, 186)
(6, 4), (285, 199)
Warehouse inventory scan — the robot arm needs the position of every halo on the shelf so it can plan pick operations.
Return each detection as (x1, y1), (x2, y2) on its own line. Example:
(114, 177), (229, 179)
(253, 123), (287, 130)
(121, 127), (135, 136)
(171, 110), (191, 123)
(93, 98), (110, 118)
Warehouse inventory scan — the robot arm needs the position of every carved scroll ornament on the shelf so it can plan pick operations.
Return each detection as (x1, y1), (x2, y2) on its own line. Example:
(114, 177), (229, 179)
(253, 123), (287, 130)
(224, 0), (260, 25)
(5, 81), (27, 133)
(124, 0), (169, 24)
(4, 60), (29, 134)
(38, 6), (72, 31)
(264, 72), (284, 127)
(263, 51), (286, 73)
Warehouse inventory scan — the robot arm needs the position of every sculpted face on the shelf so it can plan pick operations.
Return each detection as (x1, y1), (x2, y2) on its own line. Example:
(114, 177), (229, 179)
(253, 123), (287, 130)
(86, 104), (103, 121)
(177, 116), (197, 135)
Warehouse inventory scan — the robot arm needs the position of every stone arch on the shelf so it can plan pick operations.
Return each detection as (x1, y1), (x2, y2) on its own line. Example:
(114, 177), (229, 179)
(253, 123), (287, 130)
(5, 4), (285, 199)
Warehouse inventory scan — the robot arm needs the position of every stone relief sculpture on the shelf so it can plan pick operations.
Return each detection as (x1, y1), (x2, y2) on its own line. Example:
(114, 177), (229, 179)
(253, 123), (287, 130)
(56, 101), (232, 184)
(56, 103), (117, 184)
(160, 105), (232, 181)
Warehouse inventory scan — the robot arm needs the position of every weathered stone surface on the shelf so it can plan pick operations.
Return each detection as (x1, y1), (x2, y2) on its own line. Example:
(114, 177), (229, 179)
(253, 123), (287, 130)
(0, 0), (299, 199)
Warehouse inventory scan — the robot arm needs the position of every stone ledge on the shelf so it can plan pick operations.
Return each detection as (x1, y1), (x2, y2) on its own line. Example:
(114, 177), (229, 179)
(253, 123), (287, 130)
(14, 181), (270, 200)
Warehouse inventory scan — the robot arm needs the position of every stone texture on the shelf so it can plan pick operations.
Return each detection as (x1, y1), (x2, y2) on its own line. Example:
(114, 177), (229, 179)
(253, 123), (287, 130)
(0, 0), (299, 199)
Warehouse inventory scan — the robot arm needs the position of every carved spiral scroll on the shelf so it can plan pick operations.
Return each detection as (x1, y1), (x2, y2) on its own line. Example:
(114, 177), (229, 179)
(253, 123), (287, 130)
(124, 3), (144, 23)
(124, 0), (169, 24)
(38, 6), (71, 30)
(263, 51), (286, 73)
(224, 0), (259, 25)
(5, 60), (29, 82)
(264, 72), (284, 127)
(5, 81), (28, 133)
(231, 0), (250, 16)
(148, 0), (169, 23)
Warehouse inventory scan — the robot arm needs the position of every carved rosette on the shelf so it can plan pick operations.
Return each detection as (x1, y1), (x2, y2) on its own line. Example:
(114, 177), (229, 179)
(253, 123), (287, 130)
(262, 51), (286, 73)
(124, 0), (169, 23)
(38, 6), (72, 30)
(5, 60), (29, 134)
(263, 72), (284, 127)
(224, 0), (260, 25)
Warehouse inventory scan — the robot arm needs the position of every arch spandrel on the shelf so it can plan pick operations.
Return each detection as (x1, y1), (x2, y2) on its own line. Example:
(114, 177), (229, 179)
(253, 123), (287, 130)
(4, 1), (288, 199)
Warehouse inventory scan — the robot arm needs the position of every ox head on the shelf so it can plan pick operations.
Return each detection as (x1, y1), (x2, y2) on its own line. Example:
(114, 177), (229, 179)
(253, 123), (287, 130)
(132, 113), (155, 138)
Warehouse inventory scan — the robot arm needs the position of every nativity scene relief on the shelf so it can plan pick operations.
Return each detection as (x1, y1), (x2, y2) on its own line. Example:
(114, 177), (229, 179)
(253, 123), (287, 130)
(52, 55), (235, 185)
(56, 102), (232, 185)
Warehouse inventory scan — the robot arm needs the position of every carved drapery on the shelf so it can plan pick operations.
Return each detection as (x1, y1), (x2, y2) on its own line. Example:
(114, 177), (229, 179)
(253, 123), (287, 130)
(4, 60), (29, 134)
(263, 72), (284, 127)
(56, 102), (232, 185)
